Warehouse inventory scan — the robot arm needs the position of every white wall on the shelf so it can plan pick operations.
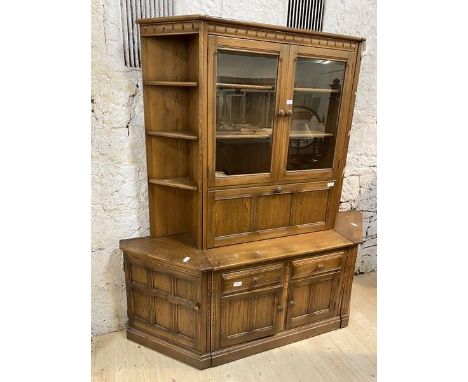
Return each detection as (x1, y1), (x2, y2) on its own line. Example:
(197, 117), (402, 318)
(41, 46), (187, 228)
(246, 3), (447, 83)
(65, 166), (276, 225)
(91, 0), (377, 335)
(324, 0), (377, 273)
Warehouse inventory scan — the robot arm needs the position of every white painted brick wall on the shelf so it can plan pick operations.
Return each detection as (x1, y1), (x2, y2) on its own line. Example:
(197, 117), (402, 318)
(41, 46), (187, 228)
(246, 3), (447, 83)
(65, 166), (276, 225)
(324, 0), (377, 274)
(91, 0), (376, 335)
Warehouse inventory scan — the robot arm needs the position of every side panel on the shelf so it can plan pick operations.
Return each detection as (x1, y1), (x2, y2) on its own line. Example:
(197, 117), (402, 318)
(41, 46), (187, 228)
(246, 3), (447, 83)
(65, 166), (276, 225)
(124, 255), (209, 353)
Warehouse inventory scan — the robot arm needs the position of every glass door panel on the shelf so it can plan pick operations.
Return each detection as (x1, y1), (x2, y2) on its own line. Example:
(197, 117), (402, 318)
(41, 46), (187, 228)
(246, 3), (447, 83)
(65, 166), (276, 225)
(215, 50), (279, 177)
(286, 58), (346, 172)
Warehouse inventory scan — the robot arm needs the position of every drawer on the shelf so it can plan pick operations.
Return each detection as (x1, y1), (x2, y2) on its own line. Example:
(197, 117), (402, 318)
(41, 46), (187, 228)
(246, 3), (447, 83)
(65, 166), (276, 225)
(291, 252), (344, 280)
(221, 263), (283, 295)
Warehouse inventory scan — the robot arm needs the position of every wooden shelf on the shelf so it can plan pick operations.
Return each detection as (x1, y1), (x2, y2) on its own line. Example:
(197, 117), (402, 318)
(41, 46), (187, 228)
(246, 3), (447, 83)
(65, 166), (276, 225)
(149, 177), (198, 191)
(217, 132), (271, 139)
(289, 131), (334, 139)
(146, 130), (198, 140)
(217, 83), (275, 90)
(144, 81), (198, 87)
(294, 87), (339, 93)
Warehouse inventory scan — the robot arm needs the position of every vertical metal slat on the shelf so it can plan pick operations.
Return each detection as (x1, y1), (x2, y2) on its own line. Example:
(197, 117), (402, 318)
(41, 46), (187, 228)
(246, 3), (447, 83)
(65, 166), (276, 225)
(119, 0), (174, 67)
(287, 0), (324, 31)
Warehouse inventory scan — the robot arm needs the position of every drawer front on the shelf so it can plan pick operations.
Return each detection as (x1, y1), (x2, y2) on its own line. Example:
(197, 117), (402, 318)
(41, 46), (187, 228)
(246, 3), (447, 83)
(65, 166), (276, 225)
(221, 263), (284, 295)
(291, 252), (344, 280)
(207, 181), (334, 247)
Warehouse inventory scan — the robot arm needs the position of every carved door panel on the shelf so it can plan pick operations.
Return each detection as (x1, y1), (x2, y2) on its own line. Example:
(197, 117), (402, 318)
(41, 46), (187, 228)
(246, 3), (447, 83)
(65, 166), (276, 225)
(286, 270), (342, 329)
(219, 287), (282, 348)
(125, 260), (205, 351)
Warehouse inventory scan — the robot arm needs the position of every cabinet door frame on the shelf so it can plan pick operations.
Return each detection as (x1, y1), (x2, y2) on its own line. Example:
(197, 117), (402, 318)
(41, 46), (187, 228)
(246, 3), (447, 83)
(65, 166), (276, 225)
(277, 45), (356, 183)
(207, 36), (290, 188)
(285, 269), (343, 329)
(218, 286), (283, 349)
(125, 257), (206, 352)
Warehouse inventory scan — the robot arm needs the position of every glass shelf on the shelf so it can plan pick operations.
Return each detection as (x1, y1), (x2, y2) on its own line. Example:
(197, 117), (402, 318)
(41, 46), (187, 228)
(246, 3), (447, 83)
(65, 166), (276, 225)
(144, 80), (198, 87)
(217, 83), (275, 90)
(293, 87), (339, 93)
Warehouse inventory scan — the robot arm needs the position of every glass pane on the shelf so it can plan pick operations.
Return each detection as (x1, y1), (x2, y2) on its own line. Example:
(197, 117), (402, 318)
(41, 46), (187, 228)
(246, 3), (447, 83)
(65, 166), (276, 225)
(286, 58), (346, 171)
(215, 50), (279, 176)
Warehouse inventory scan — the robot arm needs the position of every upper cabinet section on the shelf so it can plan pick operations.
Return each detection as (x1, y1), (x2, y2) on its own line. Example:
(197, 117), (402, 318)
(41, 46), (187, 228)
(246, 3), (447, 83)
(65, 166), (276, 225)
(137, 15), (364, 248)
(207, 34), (357, 188)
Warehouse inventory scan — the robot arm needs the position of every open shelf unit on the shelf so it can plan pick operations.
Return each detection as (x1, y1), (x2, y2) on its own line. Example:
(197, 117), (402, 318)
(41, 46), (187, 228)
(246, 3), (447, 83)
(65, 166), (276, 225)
(141, 33), (202, 246)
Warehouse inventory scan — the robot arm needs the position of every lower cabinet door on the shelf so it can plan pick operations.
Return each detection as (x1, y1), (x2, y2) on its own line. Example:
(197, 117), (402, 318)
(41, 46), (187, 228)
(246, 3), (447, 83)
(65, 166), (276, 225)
(286, 271), (342, 329)
(125, 260), (204, 351)
(220, 287), (282, 348)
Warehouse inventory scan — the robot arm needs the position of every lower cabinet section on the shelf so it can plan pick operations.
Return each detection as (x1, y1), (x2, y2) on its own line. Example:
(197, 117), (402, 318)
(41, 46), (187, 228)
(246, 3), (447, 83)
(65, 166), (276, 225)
(124, 247), (356, 369)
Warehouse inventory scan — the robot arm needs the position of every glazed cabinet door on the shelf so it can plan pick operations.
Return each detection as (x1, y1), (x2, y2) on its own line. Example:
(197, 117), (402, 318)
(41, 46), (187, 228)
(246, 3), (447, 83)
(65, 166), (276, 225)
(278, 45), (356, 183)
(208, 36), (289, 187)
(125, 258), (207, 352)
(286, 252), (344, 329)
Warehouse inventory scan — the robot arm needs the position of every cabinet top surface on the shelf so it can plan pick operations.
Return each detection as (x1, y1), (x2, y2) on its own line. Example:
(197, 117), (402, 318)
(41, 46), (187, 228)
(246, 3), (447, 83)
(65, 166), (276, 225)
(121, 211), (363, 272)
(205, 229), (353, 270)
(334, 210), (364, 244)
(136, 14), (366, 42)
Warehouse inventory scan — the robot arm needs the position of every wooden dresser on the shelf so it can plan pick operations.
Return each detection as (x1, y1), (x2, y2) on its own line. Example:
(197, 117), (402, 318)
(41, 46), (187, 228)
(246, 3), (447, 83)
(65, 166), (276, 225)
(120, 15), (365, 369)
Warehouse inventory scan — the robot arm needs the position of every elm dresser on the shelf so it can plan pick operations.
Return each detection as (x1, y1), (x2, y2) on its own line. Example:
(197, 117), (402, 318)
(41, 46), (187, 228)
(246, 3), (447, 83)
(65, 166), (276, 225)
(120, 15), (365, 369)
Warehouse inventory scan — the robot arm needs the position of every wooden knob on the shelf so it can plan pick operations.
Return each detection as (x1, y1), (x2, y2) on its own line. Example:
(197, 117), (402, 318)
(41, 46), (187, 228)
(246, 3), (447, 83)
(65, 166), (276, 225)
(252, 277), (259, 285)
(286, 110), (293, 116)
(277, 306), (284, 312)
(273, 186), (283, 194)
(289, 300), (296, 306)
(278, 109), (285, 117)
(317, 264), (324, 270)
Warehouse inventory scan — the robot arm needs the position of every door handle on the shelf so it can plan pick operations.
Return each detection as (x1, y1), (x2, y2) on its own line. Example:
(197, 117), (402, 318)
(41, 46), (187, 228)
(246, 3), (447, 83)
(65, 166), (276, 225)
(277, 109), (285, 117)
(286, 110), (293, 117)
(273, 186), (283, 194)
